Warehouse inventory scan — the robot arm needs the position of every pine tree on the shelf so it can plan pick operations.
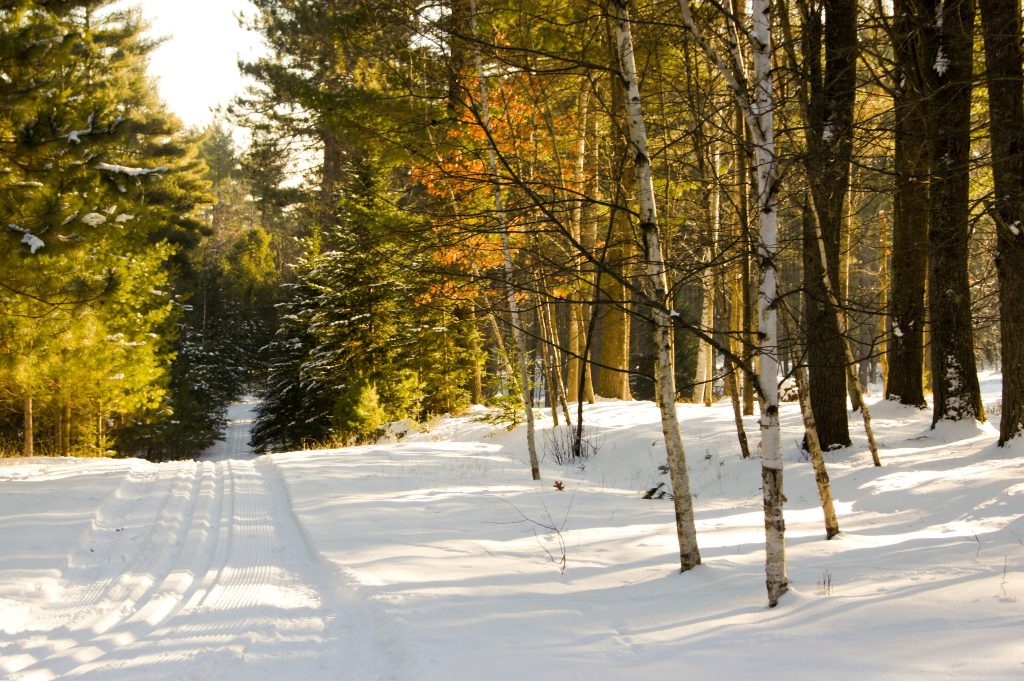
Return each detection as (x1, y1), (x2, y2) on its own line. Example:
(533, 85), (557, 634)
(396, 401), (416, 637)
(0, 2), (212, 456)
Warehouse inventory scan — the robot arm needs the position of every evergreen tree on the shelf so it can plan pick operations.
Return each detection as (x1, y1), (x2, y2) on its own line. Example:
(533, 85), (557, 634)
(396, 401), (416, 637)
(0, 2), (212, 456)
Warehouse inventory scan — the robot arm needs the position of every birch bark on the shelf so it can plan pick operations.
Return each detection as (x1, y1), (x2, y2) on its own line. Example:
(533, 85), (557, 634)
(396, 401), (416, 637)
(610, 0), (701, 571)
(678, 0), (787, 605)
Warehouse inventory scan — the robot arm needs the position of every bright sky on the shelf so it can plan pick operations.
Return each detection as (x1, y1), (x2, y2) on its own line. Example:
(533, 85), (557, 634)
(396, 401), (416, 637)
(136, 0), (264, 129)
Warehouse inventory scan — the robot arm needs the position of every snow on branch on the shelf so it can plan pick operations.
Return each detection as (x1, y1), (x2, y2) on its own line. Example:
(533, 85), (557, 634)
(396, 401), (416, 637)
(67, 113), (95, 144)
(95, 162), (168, 177)
(7, 223), (44, 253)
(67, 114), (125, 145)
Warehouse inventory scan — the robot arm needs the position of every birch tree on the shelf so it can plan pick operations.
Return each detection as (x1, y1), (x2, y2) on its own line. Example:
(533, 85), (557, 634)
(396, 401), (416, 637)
(609, 0), (701, 572)
(678, 0), (788, 605)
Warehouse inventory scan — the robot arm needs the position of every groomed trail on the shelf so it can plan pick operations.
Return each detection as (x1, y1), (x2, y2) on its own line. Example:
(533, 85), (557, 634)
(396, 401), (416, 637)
(0, 400), (394, 681)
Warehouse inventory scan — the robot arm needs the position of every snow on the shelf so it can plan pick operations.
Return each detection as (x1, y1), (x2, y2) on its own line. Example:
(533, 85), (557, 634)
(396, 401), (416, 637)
(934, 47), (950, 76)
(7, 224), (44, 253)
(67, 115), (94, 145)
(80, 213), (107, 227)
(200, 398), (259, 463)
(1, 379), (1022, 680)
(95, 162), (167, 177)
(20, 233), (44, 254)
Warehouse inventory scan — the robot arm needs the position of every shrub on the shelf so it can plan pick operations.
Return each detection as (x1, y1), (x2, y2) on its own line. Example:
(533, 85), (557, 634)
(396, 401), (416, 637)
(332, 380), (388, 444)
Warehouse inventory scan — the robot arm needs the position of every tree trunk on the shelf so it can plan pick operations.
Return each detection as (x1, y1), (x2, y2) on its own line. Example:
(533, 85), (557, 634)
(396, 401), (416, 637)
(568, 78), (597, 405)
(877, 219), (890, 393)
(782, 307), (840, 539)
(887, 0), (931, 407)
(96, 408), (104, 452)
(750, 0), (787, 606)
(23, 394), (33, 457)
(538, 304), (560, 427)
(63, 401), (71, 454)
(807, 192), (883, 466)
(678, 0), (788, 606)
(694, 148), (720, 406)
(468, 308), (484, 404)
(593, 218), (633, 402)
(611, 0), (700, 572)
(540, 295), (572, 427)
(54, 402), (63, 456)
(727, 239), (752, 457)
(735, 107), (757, 417)
(924, 0), (984, 425)
(800, 0), (856, 449)
(843, 181), (861, 407)
(596, 18), (635, 402)
(979, 0), (1024, 444)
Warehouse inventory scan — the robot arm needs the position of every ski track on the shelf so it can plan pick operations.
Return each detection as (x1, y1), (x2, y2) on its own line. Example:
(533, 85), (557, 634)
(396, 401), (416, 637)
(1, 451), (390, 680)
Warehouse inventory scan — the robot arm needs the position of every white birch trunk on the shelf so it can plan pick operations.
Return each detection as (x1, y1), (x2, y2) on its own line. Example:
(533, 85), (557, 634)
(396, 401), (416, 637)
(678, 0), (787, 605)
(751, 0), (787, 608)
(470, 0), (540, 480)
(611, 0), (701, 571)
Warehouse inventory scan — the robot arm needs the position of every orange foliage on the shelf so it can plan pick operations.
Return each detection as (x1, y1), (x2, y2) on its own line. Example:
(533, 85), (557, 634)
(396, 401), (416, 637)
(412, 70), (581, 286)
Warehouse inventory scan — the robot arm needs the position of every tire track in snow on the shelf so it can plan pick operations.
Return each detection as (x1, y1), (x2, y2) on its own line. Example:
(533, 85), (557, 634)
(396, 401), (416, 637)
(3, 455), (401, 681)
(2, 461), (206, 679)
(0, 462), (183, 670)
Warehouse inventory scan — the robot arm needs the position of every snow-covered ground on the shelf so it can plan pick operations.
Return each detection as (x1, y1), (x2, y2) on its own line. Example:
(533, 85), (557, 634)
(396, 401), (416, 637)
(1, 375), (1022, 680)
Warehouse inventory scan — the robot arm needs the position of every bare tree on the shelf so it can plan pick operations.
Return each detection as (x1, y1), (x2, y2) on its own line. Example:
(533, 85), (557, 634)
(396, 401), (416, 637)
(609, 0), (701, 572)
(678, 0), (788, 605)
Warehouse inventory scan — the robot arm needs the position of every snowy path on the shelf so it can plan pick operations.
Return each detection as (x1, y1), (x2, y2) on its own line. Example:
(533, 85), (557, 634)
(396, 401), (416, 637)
(0, 404), (395, 681)
(200, 398), (259, 462)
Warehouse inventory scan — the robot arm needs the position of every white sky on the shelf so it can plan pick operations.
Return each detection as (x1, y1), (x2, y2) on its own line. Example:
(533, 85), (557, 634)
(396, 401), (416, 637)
(136, 0), (265, 129)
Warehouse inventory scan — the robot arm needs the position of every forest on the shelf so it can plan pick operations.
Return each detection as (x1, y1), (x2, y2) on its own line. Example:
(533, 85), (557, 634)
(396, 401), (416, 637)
(2, 0), (1023, 602)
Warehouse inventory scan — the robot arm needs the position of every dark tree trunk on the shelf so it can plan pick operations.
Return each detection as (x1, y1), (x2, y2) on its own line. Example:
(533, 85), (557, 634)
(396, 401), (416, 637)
(320, 130), (345, 230)
(800, 0), (857, 448)
(887, 0), (930, 407)
(54, 402), (64, 456)
(923, 0), (984, 424)
(979, 0), (1024, 444)
(64, 401), (72, 453)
